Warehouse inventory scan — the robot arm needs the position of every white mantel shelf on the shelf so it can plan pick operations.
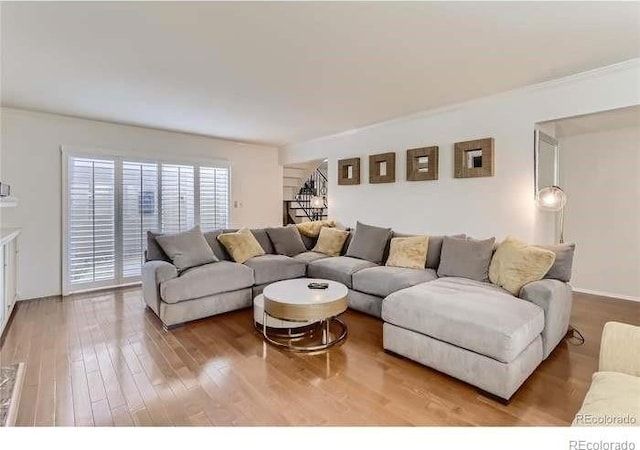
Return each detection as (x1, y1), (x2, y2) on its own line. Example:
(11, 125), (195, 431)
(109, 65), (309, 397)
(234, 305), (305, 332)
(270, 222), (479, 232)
(0, 197), (18, 208)
(0, 228), (21, 246)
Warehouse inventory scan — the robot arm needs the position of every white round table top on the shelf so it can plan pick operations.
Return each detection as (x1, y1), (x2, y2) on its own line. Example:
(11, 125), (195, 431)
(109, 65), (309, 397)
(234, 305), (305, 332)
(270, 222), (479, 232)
(263, 278), (348, 306)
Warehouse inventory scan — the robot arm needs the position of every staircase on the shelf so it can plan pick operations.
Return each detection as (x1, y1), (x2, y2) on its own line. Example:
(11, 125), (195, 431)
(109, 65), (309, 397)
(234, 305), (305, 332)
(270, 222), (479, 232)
(283, 161), (328, 225)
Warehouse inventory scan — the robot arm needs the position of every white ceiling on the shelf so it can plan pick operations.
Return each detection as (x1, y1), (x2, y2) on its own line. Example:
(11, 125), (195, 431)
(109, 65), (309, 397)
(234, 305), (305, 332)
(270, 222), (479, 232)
(2, 2), (639, 146)
(548, 106), (640, 138)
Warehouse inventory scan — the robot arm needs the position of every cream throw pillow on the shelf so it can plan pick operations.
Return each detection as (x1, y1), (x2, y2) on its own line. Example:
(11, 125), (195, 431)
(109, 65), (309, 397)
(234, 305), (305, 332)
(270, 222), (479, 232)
(386, 236), (429, 270)
(296, 219), (336, 238)
(312, 227), (349, 256)
(489, 237), (556, 295)
(217, 228), (265, 264)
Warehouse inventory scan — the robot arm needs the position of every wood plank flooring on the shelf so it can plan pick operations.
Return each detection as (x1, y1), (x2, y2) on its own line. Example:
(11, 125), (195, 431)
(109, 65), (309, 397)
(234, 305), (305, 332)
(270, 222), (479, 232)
(1, 287), (638, 426)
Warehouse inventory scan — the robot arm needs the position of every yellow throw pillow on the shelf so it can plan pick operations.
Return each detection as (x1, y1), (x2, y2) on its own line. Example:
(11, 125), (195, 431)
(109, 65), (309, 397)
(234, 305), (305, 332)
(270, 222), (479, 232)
(489, 236), (556, 295)
(296, 219), (336, 238)
(386, 235), (429, 270)
(312, 227), (349, 256)
(217, 228), (265, 264)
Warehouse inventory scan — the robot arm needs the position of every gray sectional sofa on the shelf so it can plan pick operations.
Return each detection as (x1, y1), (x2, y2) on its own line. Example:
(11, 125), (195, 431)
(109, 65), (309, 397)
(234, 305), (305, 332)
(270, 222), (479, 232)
(142, 225), (574, 401)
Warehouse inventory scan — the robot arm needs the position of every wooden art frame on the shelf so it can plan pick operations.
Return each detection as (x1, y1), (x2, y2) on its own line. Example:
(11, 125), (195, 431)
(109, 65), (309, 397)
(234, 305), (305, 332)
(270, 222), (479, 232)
(454, 138), (494, 178)
(369, 152), (396, 184)
(337, 157), (361, 185)
(406, 146), (439, 181)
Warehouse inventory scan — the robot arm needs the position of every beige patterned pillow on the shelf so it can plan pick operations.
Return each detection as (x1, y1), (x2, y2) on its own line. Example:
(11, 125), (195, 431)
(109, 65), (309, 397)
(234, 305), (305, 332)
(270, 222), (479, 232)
(489, 236), (556, 295)
(296, 219), (336, 238)
(386, 235), (429, 270)
(312, 227), (349, 256)
(217, 228), (265, 263)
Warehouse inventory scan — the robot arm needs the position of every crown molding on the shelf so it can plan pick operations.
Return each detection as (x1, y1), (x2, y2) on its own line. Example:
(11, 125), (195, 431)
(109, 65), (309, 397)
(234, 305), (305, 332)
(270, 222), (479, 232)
(285, 58), (640, 149)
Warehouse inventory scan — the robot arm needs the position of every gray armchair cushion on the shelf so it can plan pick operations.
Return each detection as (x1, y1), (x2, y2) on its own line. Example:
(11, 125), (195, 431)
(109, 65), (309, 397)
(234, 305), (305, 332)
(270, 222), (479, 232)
(243, 254), (306, 285)
(293, 251), (330, 264)
(382, 277), (544, 363)
(307, 256), (377, 288)
(266, 226), (307, 256)
(437, 236), (495, 281)
(353, 266), (438, 298)
(537, 243), (576, 282)
(155, 225), (218, 271)
(345, 221), (392, 264)
(160, 261), (254, 304)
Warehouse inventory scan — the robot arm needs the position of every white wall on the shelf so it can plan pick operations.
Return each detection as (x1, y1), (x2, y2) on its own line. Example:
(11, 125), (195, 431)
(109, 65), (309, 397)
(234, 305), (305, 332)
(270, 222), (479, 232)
(560, 126), (640, 300)
(281, 60), (640, 245)
(0, 108), (282, 300)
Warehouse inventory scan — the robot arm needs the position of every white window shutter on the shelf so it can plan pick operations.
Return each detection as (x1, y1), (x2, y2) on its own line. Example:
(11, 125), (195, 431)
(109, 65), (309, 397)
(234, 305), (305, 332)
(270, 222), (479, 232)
(161, 164), (195, 233)
(199, 166), (229, 230)
(68, 157), (116, 286)
(122, 161), (158, 278)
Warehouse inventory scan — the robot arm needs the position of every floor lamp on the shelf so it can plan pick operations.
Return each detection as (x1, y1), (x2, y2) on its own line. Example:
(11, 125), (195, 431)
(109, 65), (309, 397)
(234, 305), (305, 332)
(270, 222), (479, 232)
(536, 185), (583, 344)
(536, 185), (567, 244)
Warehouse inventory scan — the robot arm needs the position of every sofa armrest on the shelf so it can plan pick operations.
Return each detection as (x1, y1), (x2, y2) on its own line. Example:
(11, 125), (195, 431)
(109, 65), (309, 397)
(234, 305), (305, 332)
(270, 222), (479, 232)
(142, 260), (178, 314)
(599, 321), (640, 376)
(519, 279), (573, 359)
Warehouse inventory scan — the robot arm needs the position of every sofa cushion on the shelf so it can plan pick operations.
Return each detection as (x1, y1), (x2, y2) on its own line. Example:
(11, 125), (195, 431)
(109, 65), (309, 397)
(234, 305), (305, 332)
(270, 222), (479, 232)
(384, 232), (466, 269)
(250, 228), (275, 254)
(307, 256), (377, 288)
(217, 228), (266, 263)
(353, 266), (438, 298)
(386, 235), (429, 270)
(146, 231), (171, 262)
(382, 277), (544, 363)
(572, 371), (640, 426)
(312, 227), (350, 256)
(244, 254), (306, 285)
(296, 219), (335, 238)
(293, 251), (330, 264)
(160, 261), (254, 304)
(266, 225), (307, 256)
(155, 225), (218, 271)
(437, 236), (495, 281)
(489, 237), (556, 295)
(538, 242), (576, 282)
(203, 230), (232, 261)
(346, 221), (392, 264)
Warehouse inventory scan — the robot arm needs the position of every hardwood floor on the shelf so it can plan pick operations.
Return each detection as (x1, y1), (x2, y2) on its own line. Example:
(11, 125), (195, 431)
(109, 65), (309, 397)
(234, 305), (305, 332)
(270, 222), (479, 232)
(1, 287), (638, 426)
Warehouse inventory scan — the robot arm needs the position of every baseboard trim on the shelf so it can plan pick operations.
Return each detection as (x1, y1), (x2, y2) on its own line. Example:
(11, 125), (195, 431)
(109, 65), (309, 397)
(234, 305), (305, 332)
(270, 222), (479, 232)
(573, 288), (640, 303)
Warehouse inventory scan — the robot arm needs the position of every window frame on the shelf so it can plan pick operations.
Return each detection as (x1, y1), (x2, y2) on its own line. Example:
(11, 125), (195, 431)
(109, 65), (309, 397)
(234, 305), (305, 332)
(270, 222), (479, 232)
(61, 145), (231, 295)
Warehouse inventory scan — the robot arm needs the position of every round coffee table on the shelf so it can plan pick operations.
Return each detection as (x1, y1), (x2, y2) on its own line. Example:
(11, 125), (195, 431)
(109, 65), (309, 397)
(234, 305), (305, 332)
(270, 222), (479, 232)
(261, 278), (349, 352)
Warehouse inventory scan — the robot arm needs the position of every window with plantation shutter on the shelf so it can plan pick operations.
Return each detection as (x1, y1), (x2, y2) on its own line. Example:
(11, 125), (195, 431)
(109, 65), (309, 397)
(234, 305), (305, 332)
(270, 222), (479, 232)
(64, 151), (230, 294)
(122, 161), (158, 278)
(67, 157), (116, 289)
(199, 166), (229, 230)
(161, 164), (195, 234)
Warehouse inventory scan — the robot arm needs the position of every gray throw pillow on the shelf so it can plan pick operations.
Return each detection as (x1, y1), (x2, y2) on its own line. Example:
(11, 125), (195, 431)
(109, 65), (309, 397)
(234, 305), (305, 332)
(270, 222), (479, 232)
(426, 234), (466, 269)
(251, 228), (275, 254)
(146, 231), (170, 262)
(266, 226), (308, 257)
(346, 222), (392, 264)
(155, 225), (218, 271)
(537, 242), (576, 282)
(437, 236), (496, 282)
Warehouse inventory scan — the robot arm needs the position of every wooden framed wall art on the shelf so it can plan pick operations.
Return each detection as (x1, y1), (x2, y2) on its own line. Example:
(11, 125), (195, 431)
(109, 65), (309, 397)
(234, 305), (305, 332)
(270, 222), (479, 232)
(407, 146), (439, 181)
(454, 138), (494, 178)
(369, 152), (396, 183)
(338, 157), (361, 185)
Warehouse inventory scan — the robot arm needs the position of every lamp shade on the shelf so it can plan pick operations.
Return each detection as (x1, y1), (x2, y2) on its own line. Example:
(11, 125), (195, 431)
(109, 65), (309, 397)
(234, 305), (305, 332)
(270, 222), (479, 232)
(310, 196), (325, 208)
(536, 186), (567, 212)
